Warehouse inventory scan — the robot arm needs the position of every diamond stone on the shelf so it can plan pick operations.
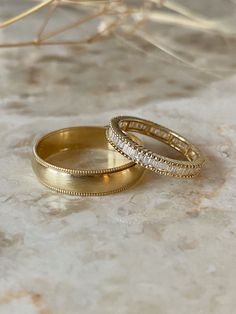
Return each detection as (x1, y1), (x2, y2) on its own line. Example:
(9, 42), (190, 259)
(123, 143), (130, 155)
(125, 145), (135, 158)
(159, 162), (169, 172)
(108, 128), (114, 139)
(112, 133), (118, 144)
(117, 139), (125, 149)
(174, 166), (182, 176)
(136, 151), (144, 163)
(142, 154), (151, 166)
(185, 167), (193, 176)
(128, 146), (136, 158)
(151, 158), (160, 169)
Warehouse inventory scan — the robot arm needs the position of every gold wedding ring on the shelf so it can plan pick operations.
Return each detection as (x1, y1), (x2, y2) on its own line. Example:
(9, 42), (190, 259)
(32, 126), (144, 196)
(106, 116), (205, 178)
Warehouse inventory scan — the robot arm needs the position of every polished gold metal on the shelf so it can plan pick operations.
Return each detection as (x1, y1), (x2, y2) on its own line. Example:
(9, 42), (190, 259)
(106, 116), (205, 178)
(32, 126), (144, 196)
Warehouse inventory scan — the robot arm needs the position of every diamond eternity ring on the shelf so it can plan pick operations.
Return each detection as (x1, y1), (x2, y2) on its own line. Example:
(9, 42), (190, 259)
(106, 116), (205, 178)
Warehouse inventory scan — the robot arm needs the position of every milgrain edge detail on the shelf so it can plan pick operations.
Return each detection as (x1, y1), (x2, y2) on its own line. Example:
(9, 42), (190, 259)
(106, 116), (205, 179)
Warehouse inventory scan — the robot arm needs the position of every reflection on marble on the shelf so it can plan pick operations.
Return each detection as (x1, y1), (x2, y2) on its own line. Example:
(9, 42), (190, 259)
(0, 2), (236, 314)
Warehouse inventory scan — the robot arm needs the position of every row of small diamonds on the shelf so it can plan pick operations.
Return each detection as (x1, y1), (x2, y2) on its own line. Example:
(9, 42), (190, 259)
(147, 155), (199, 177)
(108, 127), (138, 159)
(124, 121), (172, 142)
(107, 126), (200, 177)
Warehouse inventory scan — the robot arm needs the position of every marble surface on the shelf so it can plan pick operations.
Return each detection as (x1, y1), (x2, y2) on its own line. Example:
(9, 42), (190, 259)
(0, 2), (236, 314)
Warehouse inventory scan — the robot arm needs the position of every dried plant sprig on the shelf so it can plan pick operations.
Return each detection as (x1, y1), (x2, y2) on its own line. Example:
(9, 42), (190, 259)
(0, 0), (55, 28)
(0, 0), (235, 77)
(1, 0), (235, 46)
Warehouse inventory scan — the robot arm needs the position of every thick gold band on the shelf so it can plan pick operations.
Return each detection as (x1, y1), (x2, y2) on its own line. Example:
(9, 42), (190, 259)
(32, 126), (144, 196)
(107, 116), (205, 178)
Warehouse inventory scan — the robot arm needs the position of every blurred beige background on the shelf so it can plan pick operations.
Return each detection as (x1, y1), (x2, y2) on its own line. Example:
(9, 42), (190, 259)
(0, 1), (236, 313)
